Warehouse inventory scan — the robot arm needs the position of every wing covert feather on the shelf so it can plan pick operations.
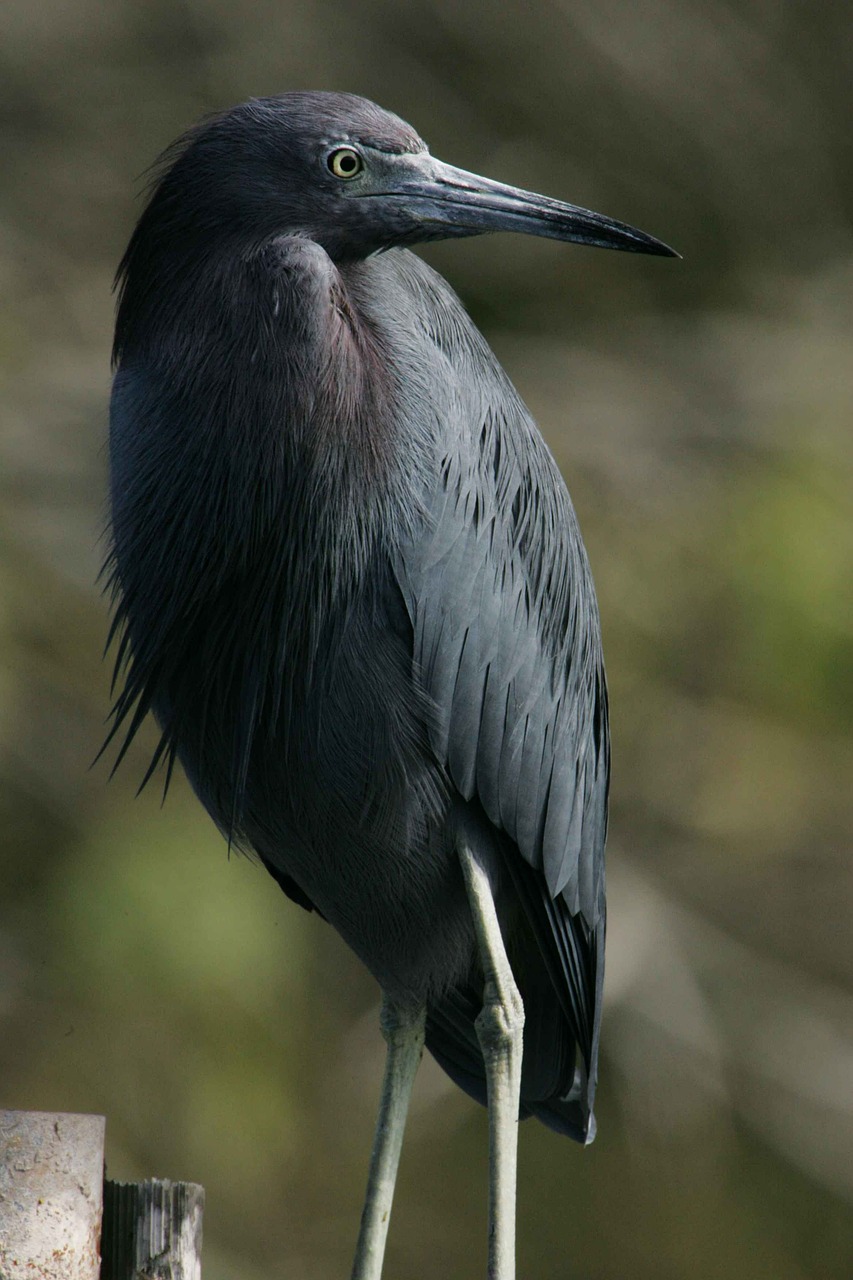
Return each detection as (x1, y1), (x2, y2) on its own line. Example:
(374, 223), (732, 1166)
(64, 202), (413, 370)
(396, 389), (609, 932)
(360, 248), (610, 1132)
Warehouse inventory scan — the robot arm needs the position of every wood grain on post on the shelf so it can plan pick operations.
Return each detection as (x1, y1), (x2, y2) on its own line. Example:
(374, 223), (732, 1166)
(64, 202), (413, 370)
(0, 1109), (106, 1280)
(101, 1179), (204, 1280)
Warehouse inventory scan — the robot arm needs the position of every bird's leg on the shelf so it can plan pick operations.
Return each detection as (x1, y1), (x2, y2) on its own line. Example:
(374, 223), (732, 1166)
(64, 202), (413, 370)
(459, 840), (525, 1280)
(350, 993), (426, 1280)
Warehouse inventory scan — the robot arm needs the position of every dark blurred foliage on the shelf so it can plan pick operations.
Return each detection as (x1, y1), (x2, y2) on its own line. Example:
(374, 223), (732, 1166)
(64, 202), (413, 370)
(1, 2), (851, 1277)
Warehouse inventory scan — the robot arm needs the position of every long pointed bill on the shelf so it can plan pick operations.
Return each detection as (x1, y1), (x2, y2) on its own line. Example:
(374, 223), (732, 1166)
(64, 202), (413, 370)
(377, 155), (678, 257)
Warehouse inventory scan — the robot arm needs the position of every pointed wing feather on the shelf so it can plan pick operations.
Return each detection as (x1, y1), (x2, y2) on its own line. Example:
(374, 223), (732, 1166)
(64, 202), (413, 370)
(396, 394), (608, 932)
(381, 255), (609, 1113)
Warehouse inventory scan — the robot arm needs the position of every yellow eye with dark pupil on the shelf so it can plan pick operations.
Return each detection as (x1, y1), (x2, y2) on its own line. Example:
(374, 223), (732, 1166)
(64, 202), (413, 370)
(328, 147), (364, 179)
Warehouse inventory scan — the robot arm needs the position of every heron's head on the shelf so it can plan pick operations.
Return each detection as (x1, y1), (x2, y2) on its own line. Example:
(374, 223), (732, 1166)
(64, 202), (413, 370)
(127, 91), (677, 268)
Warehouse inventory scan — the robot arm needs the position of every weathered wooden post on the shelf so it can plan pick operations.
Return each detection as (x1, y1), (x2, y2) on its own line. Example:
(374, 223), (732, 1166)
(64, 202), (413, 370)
(101, 1179), (204, 1280)
(0, 1111), (204, 1279)
(0, 1109), (105, 1280)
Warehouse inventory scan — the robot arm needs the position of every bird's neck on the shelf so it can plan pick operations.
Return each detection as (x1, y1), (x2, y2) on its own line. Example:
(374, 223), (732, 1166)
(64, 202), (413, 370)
(108, 240), (412, 799)
(118, 235), (401, 546)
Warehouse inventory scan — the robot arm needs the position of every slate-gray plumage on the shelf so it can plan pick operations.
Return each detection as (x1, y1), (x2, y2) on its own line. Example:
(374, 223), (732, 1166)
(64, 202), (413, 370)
(106, 92), (675, 1278)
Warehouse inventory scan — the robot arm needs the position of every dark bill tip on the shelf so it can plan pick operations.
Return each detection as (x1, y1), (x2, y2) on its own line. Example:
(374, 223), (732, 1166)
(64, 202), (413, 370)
(554, 208), (679, 258)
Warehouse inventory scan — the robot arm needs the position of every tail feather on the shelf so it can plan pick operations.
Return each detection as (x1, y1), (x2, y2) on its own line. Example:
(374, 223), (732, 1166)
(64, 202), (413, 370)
(425, 932), (595, 1144)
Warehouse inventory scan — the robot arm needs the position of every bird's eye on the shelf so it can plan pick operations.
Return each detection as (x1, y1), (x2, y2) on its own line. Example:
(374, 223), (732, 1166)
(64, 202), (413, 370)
(327, 147), (364, 180)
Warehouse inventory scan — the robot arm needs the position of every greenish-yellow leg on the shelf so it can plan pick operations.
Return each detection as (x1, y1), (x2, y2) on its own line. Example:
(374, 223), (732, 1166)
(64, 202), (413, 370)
(459, 840), (525, 1280)
(350, 995), (426, 1280)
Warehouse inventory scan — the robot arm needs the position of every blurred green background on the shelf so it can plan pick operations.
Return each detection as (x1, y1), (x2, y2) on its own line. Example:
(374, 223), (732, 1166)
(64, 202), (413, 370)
(1, 2), (851, 1277)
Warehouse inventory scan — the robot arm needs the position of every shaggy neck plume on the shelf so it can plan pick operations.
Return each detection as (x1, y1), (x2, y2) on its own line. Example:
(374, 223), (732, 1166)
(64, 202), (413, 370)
(106, 235), (399, 825)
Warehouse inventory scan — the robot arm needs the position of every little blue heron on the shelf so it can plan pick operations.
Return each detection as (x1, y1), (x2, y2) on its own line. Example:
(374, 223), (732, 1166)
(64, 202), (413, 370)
(105, 92), (676, 1280)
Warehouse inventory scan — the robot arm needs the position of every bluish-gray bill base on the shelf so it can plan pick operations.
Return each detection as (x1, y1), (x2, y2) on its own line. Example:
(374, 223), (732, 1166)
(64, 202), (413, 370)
(104, 91), (677, 1280)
